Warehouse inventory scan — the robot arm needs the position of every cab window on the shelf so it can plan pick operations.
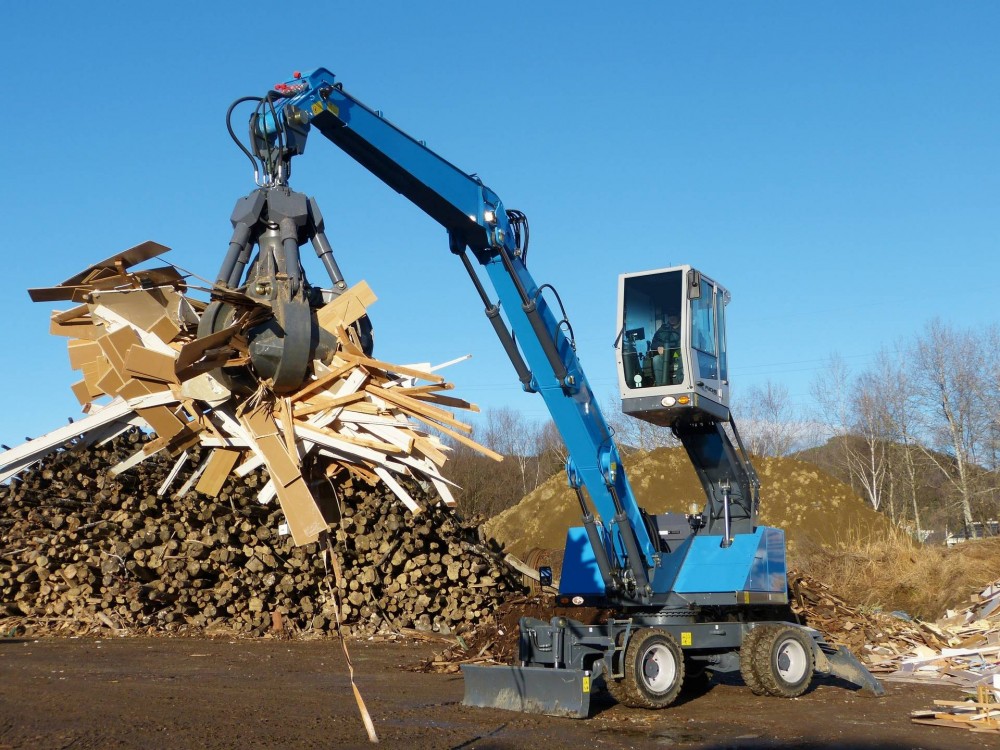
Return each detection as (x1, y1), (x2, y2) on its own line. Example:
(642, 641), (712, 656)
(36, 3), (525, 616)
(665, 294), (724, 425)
(621, 271), (685, 389)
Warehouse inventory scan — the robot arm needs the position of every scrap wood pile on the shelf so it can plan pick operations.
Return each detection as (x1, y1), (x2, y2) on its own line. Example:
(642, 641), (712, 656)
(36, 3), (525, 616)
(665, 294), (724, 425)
(0, 428), (521, 637)
(790, 570), (1000, 693)
(912, 685), (1000, 736)
(876, 580), (1000, 692)
(8, 240), (500, 549)
(0, 240), (524, 637)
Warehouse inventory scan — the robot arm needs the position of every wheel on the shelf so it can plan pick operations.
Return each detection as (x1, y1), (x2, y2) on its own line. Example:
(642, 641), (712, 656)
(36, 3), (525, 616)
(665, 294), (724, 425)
(603, 672), (630, 704)
(752, 625), (815, 698)
(739, 626), (769, 695)
(618, 628), (685, 709)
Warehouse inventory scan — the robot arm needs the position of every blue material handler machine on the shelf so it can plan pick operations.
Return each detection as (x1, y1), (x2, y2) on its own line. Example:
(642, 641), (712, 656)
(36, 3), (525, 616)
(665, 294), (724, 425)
(206, 68), (884, 718)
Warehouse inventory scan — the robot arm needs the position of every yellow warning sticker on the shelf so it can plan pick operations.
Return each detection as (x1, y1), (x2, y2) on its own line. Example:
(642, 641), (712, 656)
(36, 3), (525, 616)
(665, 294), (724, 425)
(327, 102), (340, 115)
(582, 676), (590, 693)
(311, 102), (324, 115)
(681, 632), (692, 646)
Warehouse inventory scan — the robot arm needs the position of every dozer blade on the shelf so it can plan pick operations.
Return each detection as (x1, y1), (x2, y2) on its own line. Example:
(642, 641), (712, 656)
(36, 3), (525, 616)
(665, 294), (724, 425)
(816, 645), (886, 697)
(461, 665), (593, 719)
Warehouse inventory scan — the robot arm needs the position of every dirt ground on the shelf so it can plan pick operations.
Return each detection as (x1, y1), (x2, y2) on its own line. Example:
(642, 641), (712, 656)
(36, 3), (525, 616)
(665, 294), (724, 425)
(0, 636), (984, 750)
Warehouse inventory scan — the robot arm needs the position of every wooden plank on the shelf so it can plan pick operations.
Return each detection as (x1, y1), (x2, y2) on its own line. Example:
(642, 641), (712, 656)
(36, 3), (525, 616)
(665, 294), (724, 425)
(95, 365), (125, 397)
(280, 398), (298, 459)
(373, 466), (421, 513)
(405, 410), (503, 462)
(96, 326), (143, 377)
(67, 339), (102, 370)
(365, 385), (472, 433)
(108, 446), (159, 475)
(241, 409), (299, 487)
(70, 379), (92, 407)
(428, 475), (456, 507)
(340, 351), (445, 383)
(316, 280), (377, 332)
(117, 377), (164, 400)
(195, 448), (242, 497)
(92, 304), (178, 357)
(297, 424), (402, 468)
(174, 323), (240, 370)
(90, 286), (182, 333)
(413, 436), (449, 467)
(157, 451), (189, 496)
(57, 240), (170, 287)
(358, 422), (415, 454)
(402, 391), (480, 412)
(49, 317), (100, 339)
(333, 427), (405, 454)
(124, 346), (179, 384)
(293, 391), (367, 418)
(174, 453), (211, 498)
(136, 405), (187, 441)
(289, 359), (354, 401)
(148, 314), (181, 344)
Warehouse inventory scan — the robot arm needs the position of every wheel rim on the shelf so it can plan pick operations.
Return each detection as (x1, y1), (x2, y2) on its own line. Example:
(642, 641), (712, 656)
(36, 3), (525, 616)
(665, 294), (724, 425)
(775, 638), (808, 683)
(641, 643), (677, 693)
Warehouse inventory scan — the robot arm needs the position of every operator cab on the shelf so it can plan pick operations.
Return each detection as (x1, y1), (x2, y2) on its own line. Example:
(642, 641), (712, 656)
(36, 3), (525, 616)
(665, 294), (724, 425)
(616, 266), (730, 426)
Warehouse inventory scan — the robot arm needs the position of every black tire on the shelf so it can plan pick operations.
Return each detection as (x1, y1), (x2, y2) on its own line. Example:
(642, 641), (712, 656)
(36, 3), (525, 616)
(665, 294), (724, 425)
(752, 625), (815, 698)
(619, 628), (685, 709)
(603, 672), (630, 704)
(739, 626), (769, 696)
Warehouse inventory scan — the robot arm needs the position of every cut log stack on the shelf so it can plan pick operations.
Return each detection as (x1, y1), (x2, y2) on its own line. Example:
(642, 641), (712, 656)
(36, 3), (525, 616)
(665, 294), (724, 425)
(0, 429), (520, 637)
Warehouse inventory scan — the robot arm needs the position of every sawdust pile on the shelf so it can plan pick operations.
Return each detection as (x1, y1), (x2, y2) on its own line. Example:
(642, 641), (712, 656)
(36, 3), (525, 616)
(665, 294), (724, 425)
(484, 447), (891, 559)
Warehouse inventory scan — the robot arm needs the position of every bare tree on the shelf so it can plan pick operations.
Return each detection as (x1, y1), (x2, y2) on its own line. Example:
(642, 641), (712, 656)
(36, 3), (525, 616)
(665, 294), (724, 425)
(602, 393), (678, 455)
(481, 406), (545, 499)
(875, 346), (925, 534)
(537, 419), (568, 476)
(850, 369), (891, 516)
(810, 354), (890, 513)
(732, 380), (808, 457)
(911, 319), (985, 530)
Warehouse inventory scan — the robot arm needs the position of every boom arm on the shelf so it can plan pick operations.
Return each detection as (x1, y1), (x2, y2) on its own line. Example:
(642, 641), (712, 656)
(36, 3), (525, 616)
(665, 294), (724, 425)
(257, 68), (659, 601)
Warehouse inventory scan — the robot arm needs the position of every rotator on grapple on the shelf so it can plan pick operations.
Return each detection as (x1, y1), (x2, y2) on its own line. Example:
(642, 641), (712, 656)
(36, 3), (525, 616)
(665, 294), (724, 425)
(204, 68), (885, 718)
(200, 89), (372, 395)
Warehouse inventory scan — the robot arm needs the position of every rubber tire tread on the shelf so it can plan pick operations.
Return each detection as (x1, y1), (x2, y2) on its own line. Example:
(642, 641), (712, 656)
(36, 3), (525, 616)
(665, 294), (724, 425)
(620, 628), (685, 709)
(739, 626), (770, 696)
(753, 625), (815, 698)
(604, 673), (630, 704)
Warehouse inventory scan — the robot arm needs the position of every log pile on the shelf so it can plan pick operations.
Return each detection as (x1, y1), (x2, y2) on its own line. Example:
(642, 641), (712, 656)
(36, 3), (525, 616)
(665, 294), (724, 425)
(0, 429), (521, 638)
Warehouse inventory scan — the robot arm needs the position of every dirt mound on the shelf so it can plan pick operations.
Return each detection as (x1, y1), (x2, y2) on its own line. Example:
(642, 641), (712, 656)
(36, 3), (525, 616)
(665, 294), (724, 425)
(485, 447), (891, 559)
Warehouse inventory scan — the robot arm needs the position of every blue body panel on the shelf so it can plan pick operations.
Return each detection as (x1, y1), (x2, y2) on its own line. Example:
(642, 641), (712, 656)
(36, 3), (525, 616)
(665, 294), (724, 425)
(558, 527), (606, 596)
(671, 527), (786, 594)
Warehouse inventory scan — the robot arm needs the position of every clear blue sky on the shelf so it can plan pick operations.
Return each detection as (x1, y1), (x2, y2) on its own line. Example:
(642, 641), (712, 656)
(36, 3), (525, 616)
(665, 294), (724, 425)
(2, 2), (997, 443)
